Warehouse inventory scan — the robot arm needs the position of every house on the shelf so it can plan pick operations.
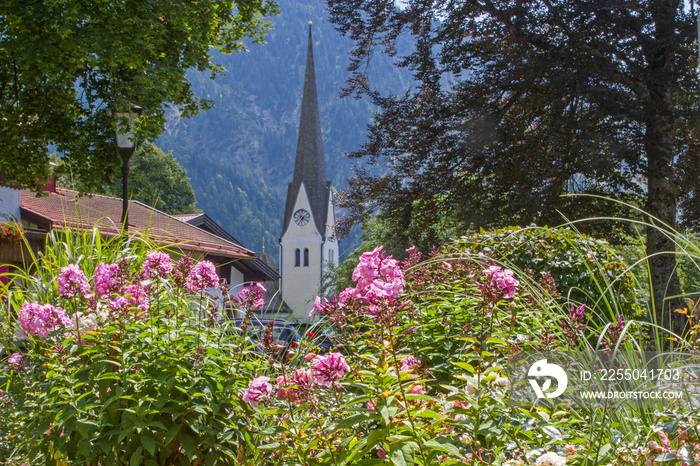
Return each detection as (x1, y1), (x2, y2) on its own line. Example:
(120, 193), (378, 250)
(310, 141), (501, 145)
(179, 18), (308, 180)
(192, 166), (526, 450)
(173, 212), (288, 316)
(0, 185), (277, 291)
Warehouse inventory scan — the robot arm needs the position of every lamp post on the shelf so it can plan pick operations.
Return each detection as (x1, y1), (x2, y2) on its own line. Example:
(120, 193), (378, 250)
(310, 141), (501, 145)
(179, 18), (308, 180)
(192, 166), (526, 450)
(107, 105), (146, 231)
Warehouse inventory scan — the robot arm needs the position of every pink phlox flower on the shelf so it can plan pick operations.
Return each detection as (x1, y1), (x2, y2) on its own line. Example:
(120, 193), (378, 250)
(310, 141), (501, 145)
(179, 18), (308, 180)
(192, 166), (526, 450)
(349, 246), (406, 304)
(570, 304), (585, 323)
(186, 261), (219, 292)
(242, 376), (272, 408)
(7, 352), (27, 367)
(276, 369), (313, 400)
(173, 254), (194, 289)
(400, 355), (421, 372)
(482, 265), (519, 299)
(238, 282), (266, 309)
(143, 251), (172, 278)
(409, 385), (426, 394)
(338, 287), (361, 308)
(378, 257), (399, 276)
(18, 302), (72, 337)
(122, 285), (149, 319)
(57, 264), (90, 299)
(94, 263), (120, 299)
(108, 296), (128, 311)
(658, 430), (673, 453)
(312, 295), (338, 316)
(352, 246), (382, 289)
(368, 275), (404, 299)
(312, 352), (350, 387)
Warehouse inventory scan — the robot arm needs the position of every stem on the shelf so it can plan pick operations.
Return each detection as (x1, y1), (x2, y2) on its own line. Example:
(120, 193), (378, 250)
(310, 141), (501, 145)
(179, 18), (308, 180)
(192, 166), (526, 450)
(385, 318), (429, 465)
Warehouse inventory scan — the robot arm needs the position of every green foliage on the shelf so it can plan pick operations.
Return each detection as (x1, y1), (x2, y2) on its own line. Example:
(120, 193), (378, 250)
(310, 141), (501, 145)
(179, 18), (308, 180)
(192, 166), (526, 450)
(0, 229), (270, 464)
(58, 142), (200, 215)
(2, 221), (700, 464)
(0, 0), (278, 192)
(173, 147), (283, 262)
(243, 226), (700, 464)
(454, 226), (644, 318)
(326, 0), (697, 332)
(677, 232), (700, 299)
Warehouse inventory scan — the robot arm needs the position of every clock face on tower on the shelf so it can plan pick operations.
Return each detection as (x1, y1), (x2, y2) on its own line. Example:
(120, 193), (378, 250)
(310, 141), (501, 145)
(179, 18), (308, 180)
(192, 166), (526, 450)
(293, 209), (310, 226)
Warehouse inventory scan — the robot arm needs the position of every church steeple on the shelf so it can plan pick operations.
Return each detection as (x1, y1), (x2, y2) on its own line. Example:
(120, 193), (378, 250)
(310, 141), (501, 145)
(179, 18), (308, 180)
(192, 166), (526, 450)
(279, 23), (339, 318)
(282, 23), (330, 237)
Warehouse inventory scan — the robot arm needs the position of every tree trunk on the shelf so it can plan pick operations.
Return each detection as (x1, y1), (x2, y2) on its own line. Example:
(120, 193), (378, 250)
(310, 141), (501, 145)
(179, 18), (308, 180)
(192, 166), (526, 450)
(644, 2), (686, 335)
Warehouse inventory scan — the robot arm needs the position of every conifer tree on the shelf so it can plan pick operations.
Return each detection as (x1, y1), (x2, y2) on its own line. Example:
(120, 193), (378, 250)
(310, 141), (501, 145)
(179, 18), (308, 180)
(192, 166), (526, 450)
(327, 0), (699, 332)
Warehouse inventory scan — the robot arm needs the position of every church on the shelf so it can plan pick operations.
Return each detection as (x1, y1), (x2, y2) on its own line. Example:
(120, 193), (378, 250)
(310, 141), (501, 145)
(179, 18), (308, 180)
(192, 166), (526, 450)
(279, 23), (339, 319)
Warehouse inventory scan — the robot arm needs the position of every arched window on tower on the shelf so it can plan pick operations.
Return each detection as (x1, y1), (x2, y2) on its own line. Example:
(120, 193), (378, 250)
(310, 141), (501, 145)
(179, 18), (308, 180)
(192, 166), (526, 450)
(295, 248), (301, 267)
(329, 249), (334, 263)
(303, 248), (309, 267)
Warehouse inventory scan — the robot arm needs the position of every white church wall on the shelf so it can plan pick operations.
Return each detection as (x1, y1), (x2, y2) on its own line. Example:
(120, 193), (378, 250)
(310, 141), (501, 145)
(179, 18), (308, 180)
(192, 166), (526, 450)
(280, 183), (323, 319)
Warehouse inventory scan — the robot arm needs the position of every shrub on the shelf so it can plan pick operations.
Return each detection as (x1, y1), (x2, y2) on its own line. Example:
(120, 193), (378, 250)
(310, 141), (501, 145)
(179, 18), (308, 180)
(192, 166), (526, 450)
(454, 226), (644, 318)
(0, 229), (272, 464)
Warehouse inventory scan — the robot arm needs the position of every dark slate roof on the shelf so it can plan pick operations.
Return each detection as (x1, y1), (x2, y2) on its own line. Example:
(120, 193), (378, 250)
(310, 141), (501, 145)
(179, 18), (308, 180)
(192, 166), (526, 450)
(174, 212), (280, 282)
(282, 25), (330, 238)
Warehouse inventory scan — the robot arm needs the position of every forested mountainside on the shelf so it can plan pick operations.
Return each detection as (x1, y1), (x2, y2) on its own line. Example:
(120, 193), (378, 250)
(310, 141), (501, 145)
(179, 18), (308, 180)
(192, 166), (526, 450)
(156, 0), (410, 264)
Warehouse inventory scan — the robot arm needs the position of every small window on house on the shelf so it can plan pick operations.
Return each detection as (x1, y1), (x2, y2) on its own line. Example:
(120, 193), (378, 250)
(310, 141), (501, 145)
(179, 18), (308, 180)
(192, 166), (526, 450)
(303, 248), (309, 267)
(329, 249), (334, 263)
(295, 248), (301, 267)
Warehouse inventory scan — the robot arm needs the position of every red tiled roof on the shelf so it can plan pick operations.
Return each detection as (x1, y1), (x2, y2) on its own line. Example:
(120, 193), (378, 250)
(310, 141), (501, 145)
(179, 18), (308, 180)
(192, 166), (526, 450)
(21, 189), (254, 260)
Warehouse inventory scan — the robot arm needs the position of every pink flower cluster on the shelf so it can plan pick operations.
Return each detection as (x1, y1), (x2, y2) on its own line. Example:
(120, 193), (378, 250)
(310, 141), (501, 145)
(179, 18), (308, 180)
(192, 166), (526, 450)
(482, 265), (519, 299)
(94, 263), (120, 299)
(143, 251), (172, 278)
(238, 283), (266, 310)
(242, 376), (273, 408)
(312, 352), (350, 387)
(400, 355), (421, 372)
(57, 264), (91, 299)
(7, 352), (27, 367)
(186, 260), (219, 292)
(123, 284), (149, 318)
(276, 368), (313, 401)
(243, 353), (351, 408)
(18, 302), (72, 337)
(348, 246), (405, 302)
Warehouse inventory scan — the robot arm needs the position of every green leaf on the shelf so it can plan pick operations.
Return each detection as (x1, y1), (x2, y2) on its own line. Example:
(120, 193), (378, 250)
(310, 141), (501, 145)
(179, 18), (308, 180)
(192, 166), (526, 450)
(450, 362), (475, 372)
(414, 410), (444, 419)
(424, 437), (462, 457)
(164, 425), (180, 446)
(180, 433), (197, 460)
(130, 446), (143, 466)
(542, 425), (563, 442)
(336, 413), (372, 430)
(141, 432), (156, 456)
(390, 444), (414, 466)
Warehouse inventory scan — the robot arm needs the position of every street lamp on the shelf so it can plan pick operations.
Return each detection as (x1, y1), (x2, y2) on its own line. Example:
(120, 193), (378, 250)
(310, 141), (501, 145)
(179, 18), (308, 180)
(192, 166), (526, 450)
(106, 105), (146, 231)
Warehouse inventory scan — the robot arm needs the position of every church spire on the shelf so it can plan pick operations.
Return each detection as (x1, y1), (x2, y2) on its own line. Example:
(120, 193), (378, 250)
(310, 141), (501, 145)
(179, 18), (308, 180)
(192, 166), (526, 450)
(282, 22), (330, 237)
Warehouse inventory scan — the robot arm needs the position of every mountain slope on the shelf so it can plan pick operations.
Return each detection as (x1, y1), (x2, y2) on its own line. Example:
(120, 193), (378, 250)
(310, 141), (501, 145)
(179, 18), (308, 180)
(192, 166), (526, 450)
(157, 0), (410, 263)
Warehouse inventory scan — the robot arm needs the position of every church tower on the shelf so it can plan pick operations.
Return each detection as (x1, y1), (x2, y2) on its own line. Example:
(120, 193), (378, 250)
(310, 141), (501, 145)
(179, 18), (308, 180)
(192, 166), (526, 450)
(280, 23), (339, 319)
